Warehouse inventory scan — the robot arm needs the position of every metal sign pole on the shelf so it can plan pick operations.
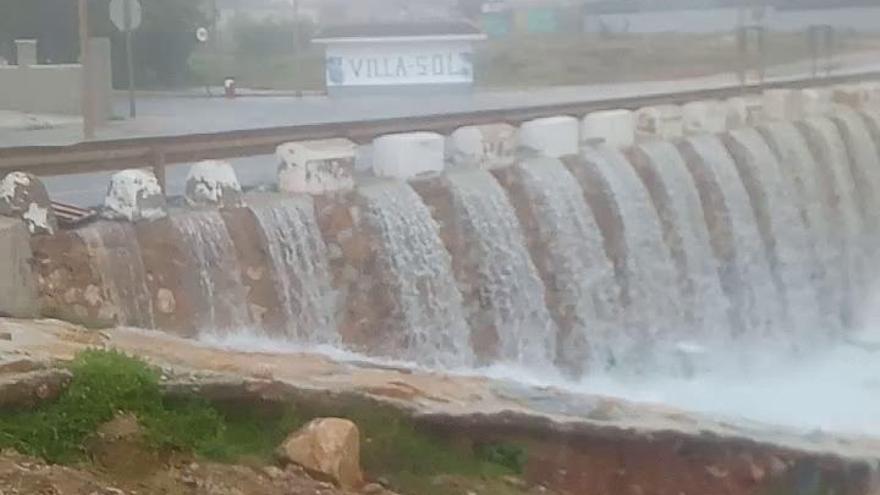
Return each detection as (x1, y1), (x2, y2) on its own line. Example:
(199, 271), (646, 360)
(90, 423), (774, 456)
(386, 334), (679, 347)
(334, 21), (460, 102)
(79, 0), (96, 140)
(124, 0), (136, 118)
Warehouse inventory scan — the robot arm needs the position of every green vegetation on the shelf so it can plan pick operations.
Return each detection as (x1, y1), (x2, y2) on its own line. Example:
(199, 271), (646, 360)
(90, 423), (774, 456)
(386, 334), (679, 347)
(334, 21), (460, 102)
(0, 350), (528, 495)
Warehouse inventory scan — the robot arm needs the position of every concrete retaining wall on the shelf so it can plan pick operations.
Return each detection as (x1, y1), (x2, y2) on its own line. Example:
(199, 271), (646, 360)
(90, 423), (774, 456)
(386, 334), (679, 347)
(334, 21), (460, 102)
(0, 218), (38, 318)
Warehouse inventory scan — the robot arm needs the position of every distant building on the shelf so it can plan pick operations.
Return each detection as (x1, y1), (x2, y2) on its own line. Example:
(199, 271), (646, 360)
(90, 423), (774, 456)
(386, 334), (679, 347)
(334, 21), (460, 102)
(312, 21), (486, 95)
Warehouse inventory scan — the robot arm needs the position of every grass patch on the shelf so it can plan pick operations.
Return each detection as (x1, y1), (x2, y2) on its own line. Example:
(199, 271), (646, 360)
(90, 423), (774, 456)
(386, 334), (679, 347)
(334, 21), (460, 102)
(0, 350), (527, 495)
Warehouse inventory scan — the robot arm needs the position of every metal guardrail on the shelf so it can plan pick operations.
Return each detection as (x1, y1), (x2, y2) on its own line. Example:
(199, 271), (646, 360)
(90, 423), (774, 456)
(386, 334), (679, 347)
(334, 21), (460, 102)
(1, 70), (879, 190)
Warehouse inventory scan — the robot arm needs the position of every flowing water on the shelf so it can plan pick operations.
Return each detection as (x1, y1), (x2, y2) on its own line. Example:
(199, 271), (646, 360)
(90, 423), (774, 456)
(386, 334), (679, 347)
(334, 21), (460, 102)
(250, 197), (338, 344)
(514, 156), (621, 372)
(632, 142), (731, 347)
(445, 168), (558, 370)
(170, 210), (253, 333)
(77, 221), (154, 329)
(358, 181), (475, 368)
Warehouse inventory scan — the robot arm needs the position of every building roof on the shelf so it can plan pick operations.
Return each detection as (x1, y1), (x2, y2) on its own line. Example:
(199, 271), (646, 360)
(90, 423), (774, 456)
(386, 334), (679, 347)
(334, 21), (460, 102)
(313, 21), (486, 43)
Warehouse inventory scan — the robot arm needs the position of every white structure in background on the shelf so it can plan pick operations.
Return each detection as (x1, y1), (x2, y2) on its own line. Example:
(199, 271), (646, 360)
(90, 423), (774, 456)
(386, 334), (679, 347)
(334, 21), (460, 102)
(580, 109), (635, 148)
(447, 123), (518, 168)
(312, 21), (486, 95)
(103, 169), (167, 222)
(277, 138), (357, 194)
(519, 116), (579, 158)
(372, 132), (445, 179)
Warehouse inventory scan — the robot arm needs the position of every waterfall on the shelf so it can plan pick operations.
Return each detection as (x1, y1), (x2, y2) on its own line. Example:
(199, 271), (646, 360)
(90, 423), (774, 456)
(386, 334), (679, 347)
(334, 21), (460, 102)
(724, 128), (823, 342)
(574, 146), (685, 371)
(249, 197), (338, 344)
(513, 156), (621, 372)
(445, 168), (558, 370)
(170, 210), (253, 333)
(679, 135), (787, 347)
(358, 181), (474, 368)
(631, 142), (731, 346)
(833, 110), (880, 243)
(798, 118), (870, 314)
(759, 122), (849, 333)
(77, 221), (154, 328)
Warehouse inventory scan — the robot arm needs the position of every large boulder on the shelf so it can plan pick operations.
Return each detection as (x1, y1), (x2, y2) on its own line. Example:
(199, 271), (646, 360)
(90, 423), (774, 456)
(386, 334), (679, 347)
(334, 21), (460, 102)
(447, 124), (518, 168)
(0, 172), (58, 235)
(102, 169), (167, 222)
(277, 138), (356, 194)
(184, 160), (243, 207)
(276, 417), (363, 489)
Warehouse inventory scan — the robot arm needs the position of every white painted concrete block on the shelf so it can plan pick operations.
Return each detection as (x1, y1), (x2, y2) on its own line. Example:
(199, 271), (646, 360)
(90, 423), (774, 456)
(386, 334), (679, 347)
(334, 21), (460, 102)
(682, 100), (727, 136)
(799, 88), (833, 117)
(277, 138), (356, 195)
(518, 116), (579, 158)
(103, 169), (167, 222)
(372, 132), (445, 179)
(580, 109), (635, 148)
(763, 89), (801, 121)
(447, 123), (518, 168)
(185, 160), (243, 207)
(726, 96), (763, 129)
(0, 171), (58, 235)
(833, 84), (878, 110)
(635, 105), (683, 141)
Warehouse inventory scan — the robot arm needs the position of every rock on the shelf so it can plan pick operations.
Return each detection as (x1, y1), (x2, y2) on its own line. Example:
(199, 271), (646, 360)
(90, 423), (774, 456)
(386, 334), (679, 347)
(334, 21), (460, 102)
(184, 160), (243, 208)
(373, 132), (445, 179)
(0, 332), (11, 341)
(447, 124), (518, 168)
(277, 139), (356, 194)
(0, 172), (58, 235)
(156, 288), (176, 314)
(0, 369), (71, 409)
(276, 417), (364, 490)
(102, 169), (167, 222)
(362, 482), (385, 494)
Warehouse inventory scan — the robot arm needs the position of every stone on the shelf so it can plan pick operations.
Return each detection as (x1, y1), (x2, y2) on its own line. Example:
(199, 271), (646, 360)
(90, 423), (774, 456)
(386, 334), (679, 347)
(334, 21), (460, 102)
(184, 160), (243, 207)
(0, 172), (58, 235)
(0, 217), (38, 317)
(447, 123), (518, 168)
(372, 132), (445, 179)
(277, 138), (356, 195)
(682, 100), (727, 135)
(519, 116), (579, 158)
(156, 288), (176, 314)
(635, 105), (683, 141)
(276, 417), (363, 489)
(580, 109), (635, 148)
(725, 96), (763, 129)
(102, 169), (167, 222)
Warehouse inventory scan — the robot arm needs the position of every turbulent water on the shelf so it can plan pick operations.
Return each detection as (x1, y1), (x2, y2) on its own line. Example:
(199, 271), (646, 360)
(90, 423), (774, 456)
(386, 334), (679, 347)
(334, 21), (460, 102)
(513, 157), (621, 372)
(249, 197), (337, 344)
(77, 221), (154, 328)
(632, 142), (731, 347)
(170, 210), (253, 332)
(445, 168), (558, 370)
(358, 181), (475, 368)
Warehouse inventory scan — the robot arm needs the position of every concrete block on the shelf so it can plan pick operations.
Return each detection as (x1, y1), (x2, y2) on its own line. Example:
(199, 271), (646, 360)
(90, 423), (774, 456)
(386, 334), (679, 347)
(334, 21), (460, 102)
(800, 88), (833, 117)
(103, 169), (167, 222)
(14, 39), (37, 66)
(0, 217), (38, 317)
(833, 84), (878, 111)
(763, 89), (801, 121)
(519, 116), (579, 158)
(447, 123), (518, 168)
(185, 160), (243, 207)
(726, 96), (763, 129)
(0, 172), (58, 235)
(636, 105), (683, 141)
(277, 138), (356, 194)
(682, 100), (727, 136)
(580, 109), (635, 148)
(372, 132), (445, 179)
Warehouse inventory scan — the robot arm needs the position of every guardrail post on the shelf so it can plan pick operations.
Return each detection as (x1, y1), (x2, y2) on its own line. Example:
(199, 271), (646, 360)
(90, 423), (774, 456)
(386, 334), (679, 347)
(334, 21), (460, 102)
(151, 149), (166, 193)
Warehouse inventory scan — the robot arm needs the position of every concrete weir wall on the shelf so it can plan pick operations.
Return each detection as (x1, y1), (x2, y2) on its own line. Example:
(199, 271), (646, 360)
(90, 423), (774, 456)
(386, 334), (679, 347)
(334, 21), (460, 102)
(0, 218), (38, 318)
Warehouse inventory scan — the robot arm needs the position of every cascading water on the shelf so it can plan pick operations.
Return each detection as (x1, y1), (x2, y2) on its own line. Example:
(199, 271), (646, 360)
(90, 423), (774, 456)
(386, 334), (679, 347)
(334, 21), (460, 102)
(575, 146), (685, 371)
(170, 210), (253, 332)
(631, 142), (731, 346)
(249, 197), (338, 344)
(444, 168), (559, 370)
(358, 181), (475, 368)
(513, 156), (621, 372)
(833, 111), (880, 242)
(759, 122), (849, 333)
(724, 129), (823, 342)
(77, 221), (155, 328)
(679, 136), (787, 347)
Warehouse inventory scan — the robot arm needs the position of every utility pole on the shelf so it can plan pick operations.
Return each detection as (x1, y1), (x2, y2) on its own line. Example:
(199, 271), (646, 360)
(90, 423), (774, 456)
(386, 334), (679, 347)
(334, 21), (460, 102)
(292, 0), (301, 94)
(78, 0), (96, 140)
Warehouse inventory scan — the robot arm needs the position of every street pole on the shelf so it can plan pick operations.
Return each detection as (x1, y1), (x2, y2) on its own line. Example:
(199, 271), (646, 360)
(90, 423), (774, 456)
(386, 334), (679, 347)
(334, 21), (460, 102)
(124, 0), (136, 118)
(292, 0), (301, 95)
(78, 0), (96, 140)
